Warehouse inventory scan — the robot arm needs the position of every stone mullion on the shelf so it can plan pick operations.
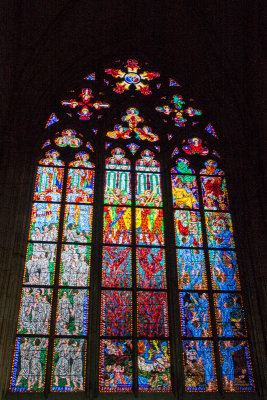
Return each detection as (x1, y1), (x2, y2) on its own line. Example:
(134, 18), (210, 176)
(0, 141), (36, 394)
(86, 140), (105, 397)
(162, 153), (185, 398)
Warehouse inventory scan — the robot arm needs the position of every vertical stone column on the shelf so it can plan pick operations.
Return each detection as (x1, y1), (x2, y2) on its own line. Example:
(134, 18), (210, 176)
(0, 135), (36, 399)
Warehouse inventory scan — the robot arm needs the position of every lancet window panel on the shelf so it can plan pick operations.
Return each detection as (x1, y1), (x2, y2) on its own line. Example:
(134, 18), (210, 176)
(99, 147), (171, 393)
(171, 155), (255, 392)
(200, 160), (254, 392)
(10, 147), (95, 393)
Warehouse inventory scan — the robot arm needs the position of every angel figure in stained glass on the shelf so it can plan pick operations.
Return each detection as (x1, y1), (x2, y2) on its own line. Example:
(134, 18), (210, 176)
(41, 150), (63, 166)
(156, 95), (202, 127)
(37, 163), (52, 193)
(68, 168), (87, 190)
(200, 160), (224, 175)
(55, 129), (82, 148)
(135, 126), (158, 142)
(107, 124), (131, 140)
(46, 185), (61, 202)
(122, 107), (143, 129)
(62, 88), (110, 120)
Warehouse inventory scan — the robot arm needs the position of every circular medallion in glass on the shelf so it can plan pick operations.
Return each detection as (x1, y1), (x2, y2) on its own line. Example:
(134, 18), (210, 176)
(124, 72), (141, 84)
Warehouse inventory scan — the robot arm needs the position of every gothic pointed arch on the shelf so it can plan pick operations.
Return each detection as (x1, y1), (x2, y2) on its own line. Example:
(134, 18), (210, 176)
(9, 58), (255, 396)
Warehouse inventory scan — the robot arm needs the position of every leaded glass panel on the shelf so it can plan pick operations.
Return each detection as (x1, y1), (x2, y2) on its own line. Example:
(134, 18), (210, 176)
(11, 60), (255, 395)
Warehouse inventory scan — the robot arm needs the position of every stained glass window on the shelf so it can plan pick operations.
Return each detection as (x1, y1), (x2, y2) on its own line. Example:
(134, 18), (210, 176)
(173, 155), (254, 392)
(10, 59), (255, 396)
(99, 148), (171, 392)
(10, 143), (94, 392)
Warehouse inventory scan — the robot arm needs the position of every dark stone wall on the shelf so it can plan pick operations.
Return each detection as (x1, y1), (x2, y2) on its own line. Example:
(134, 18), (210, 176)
(0, 1), (266, 398)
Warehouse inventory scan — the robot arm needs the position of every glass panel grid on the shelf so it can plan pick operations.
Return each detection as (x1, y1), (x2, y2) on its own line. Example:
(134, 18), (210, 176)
(29, 202), (61, 242)
(10, 156), (68, 392)
(136, 247), (166, 289)
(201, 169), (254, 392)
(59, 244), (91, 287)
(51, 164), (93, 392)
(11, 98), (255, 394)
(137, 291), (169, 337)
(173, 169), (218, 392)
(10, 158), (96, 393)
(219, 340), (254, 392)
(23, 243), (57, 286)
(100, 151), (171, 393)
(174, 210), (203, 247)
(100, 153), (133, 392)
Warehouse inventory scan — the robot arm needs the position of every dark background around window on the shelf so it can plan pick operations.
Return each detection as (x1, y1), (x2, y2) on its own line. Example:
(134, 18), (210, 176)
(0, 1), (266, 399)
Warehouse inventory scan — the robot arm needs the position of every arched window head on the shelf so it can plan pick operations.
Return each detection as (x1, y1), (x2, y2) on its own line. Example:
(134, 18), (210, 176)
(10, 59), (255, 396)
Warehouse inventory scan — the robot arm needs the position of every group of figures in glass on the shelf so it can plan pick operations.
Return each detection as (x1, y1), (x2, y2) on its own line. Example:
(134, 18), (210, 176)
(99, 149), (171, 392)
(172, 158), (253, 392)
(11, 150), (93, 392)
(10, 59), (254, 395)
(10, 148), (254, 394)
